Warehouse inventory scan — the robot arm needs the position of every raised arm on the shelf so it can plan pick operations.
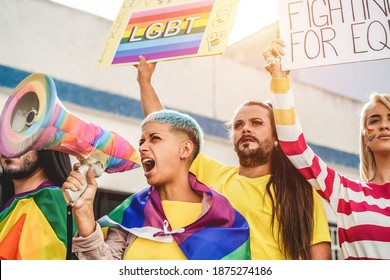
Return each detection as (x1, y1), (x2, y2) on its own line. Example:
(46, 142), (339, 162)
(136, 55), (164, 116)
(263, 33), (347, 211)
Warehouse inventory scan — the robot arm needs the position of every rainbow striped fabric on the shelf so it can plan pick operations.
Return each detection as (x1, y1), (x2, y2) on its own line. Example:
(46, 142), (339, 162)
(98, 174), (251, 260)
(0, 182), (76, 260)
(112, 0), (214, 64)
(0, 73), (140, 173)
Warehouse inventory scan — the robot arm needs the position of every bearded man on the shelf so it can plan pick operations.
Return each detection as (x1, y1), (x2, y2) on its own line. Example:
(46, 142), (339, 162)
(135, 56), (332, 260)
(0, 150), (76, 259)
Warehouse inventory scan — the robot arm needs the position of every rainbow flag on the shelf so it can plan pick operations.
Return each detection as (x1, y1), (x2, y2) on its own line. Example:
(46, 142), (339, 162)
(0, 182), (76, 260)
(98, 174), (251, 260)
(112, 0), (215, 64)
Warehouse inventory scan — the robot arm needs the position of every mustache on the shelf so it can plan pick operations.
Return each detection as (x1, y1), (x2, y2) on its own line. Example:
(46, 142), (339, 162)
(238, 135), (260, 145)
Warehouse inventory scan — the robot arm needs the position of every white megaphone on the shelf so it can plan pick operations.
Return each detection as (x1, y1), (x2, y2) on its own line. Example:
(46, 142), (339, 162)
(0, 73), (140, 203)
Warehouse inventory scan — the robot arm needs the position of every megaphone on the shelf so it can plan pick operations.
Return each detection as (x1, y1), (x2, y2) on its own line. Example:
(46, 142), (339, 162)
(0, 73), (140, 203)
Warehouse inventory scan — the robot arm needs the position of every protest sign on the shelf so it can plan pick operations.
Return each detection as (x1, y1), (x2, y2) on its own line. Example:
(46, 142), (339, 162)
(97, 0), (240, 67)
(278, 0), (390, 70)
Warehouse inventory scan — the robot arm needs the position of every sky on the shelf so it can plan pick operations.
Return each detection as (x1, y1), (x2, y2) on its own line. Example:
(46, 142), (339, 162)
(51, 0), (279, 45)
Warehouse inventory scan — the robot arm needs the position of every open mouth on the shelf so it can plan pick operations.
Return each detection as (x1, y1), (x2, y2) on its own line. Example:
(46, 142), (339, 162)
(142, 158), (155, 173)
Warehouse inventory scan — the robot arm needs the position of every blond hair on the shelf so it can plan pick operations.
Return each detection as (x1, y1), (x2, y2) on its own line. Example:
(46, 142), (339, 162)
(359, 93), (390, 181)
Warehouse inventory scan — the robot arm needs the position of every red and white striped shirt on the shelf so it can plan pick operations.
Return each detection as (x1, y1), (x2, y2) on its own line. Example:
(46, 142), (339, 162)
(270, 77), (390, 260)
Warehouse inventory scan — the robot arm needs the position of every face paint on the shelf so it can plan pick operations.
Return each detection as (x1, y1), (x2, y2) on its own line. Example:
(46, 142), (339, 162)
(365, 128), (376, 142)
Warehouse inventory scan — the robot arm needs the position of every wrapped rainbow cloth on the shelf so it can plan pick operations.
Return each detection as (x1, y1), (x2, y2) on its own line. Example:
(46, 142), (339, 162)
(0, 182), (77, 260)
(98, 174), (251, 260)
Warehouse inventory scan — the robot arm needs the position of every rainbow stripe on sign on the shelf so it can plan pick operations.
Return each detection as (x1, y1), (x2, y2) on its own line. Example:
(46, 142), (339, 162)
(112, 0), (214, 64)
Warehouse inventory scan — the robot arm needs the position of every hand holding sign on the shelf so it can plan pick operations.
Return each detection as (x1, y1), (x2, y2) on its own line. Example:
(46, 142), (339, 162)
(262, 26), (289, 78)
(134, 55), (157, 88)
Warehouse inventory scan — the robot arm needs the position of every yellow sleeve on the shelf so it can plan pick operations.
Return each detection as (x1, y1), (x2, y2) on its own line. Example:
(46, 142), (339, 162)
(190, 153), (225, 191)
(311, 190), (332, 245)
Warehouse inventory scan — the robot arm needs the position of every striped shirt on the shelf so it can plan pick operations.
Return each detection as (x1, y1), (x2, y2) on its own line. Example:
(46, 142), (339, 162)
(270, 77), (390, 260)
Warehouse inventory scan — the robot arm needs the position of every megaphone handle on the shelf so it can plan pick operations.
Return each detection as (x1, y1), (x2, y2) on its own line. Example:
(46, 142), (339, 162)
(64, 160), (104, 204)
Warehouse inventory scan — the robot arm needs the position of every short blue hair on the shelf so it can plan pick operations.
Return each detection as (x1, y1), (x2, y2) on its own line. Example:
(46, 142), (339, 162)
(141, 109), (204, 159)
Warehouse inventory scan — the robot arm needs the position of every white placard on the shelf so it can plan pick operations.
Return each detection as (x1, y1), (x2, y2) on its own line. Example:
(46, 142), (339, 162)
(278, 0), (390, 70)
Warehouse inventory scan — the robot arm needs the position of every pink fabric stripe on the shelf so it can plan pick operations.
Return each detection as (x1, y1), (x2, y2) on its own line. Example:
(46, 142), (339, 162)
(337, 178), (390, 200)
(295, 156), (335, 202)
(346, 256), (380, 260)
(279, 133), (307, 156)
(339, 224), (390, 243)
(322, 166), (336, 200)
(363, 182), (390, 200)
(299, 155), (322, 180)
(337, 199), (390, 216)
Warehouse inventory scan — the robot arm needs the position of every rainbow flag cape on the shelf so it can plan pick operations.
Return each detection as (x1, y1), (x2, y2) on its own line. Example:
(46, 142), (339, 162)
(98, 173), (251, 260)
(0, 182), (77, 259)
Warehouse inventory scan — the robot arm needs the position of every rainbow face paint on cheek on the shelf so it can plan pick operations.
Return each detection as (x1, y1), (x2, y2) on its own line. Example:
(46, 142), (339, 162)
(365, 128), (376, 142)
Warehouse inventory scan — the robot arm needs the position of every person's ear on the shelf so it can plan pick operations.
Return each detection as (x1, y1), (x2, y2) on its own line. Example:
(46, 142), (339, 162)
(362, 131), (369, 145)
(361, 132), (371, 151)
(179, 140), (194, 160)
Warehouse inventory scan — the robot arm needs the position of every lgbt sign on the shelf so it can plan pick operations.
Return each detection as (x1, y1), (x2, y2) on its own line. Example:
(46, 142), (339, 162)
(97, 0), (240, 67)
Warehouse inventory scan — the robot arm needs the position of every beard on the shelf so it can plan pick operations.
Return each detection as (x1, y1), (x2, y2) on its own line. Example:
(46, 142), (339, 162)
(235, 137), (273, 168)
(2, 153), (41, 180)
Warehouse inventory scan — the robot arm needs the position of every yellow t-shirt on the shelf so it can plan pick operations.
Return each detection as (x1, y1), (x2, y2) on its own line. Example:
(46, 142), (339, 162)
(124, 200), (202, 260)
(190, 153), (331, 260)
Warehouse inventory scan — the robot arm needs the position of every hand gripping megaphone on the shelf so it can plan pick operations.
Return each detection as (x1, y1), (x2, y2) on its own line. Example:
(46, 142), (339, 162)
(0, 73), (140, 203)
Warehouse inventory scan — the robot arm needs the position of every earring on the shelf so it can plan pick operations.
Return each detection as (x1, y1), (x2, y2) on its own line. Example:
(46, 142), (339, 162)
(274, 140), (279, 148)
(180, 155), (186, 160)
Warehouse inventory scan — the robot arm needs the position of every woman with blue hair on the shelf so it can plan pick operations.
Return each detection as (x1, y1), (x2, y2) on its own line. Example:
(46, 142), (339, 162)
(63, 109), (251, 260)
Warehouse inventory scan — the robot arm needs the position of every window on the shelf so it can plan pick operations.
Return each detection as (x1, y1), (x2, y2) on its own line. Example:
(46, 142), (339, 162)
(93, 188), (132, 218)
(329, 222), (340, 260)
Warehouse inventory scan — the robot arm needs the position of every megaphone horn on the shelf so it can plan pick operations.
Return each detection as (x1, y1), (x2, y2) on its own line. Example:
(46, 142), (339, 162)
(0, 73), (140, 203)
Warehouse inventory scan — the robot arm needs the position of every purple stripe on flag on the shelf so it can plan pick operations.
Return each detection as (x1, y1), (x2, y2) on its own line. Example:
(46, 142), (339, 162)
(114, 40), (202, 58)
(112, 47), (200, 64)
